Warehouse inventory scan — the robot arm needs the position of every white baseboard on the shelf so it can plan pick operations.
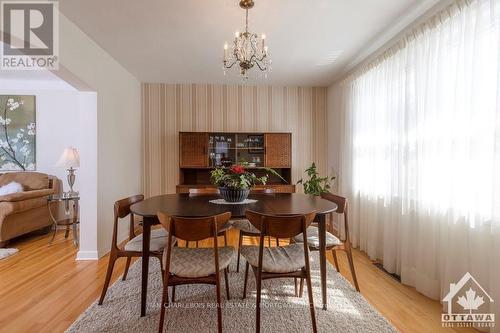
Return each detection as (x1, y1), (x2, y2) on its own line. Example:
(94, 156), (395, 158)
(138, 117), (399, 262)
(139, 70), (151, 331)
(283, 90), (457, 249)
(76, 250), (99, 260)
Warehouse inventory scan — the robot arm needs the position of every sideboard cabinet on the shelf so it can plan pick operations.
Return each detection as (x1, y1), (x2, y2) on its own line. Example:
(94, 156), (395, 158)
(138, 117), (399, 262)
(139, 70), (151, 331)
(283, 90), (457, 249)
(177, 132), (294, 193)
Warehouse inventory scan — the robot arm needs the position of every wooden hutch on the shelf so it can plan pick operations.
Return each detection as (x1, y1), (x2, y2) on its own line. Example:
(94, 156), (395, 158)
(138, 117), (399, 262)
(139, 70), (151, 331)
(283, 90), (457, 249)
(176, 132), (295, 193)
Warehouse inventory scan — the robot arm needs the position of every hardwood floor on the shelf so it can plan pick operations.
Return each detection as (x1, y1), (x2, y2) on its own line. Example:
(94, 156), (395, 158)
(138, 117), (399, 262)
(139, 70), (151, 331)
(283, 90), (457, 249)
(0, 228), (477, 333)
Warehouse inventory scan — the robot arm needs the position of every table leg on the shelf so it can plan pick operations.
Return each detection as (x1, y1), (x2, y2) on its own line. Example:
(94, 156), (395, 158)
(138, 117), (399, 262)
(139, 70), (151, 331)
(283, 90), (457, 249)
(72, 223), (78, 247)
(318, 214), (328, 310)
(47, 201), (57, 245)
(141, 217), (152, 317)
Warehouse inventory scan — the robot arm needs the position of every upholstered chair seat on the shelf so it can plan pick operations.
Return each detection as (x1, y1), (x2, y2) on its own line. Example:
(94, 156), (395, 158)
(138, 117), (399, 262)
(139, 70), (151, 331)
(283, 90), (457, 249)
(124, 228), (174, 252)
(293, 226), (341, 248)
(163, 246), (235, 278)
(231, 219), (260, 234)
(240, 243), (305, 274)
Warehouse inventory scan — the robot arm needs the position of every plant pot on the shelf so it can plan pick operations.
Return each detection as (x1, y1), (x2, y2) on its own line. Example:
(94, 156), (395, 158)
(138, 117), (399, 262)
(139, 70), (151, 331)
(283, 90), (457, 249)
(218, 187), (250, 202)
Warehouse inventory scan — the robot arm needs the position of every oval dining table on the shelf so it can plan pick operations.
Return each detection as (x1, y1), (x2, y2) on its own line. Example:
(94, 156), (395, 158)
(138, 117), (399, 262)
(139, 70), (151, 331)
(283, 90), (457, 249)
(130, 192), (338, 316)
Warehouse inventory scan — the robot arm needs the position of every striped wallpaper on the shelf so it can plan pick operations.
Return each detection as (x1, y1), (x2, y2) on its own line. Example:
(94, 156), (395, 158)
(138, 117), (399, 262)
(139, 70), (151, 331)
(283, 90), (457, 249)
(142, 83), (328, 197)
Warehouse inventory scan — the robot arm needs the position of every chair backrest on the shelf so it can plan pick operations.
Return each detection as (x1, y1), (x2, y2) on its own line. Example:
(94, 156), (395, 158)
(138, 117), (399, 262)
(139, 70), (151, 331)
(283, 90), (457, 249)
(320, 192), (349, 243)
(189, 188), (220, 195)
(157, 211), (231, 242)
(250, 188), (275, 194)
(112, 194), (144, 249)
(245, 210), (316, 239)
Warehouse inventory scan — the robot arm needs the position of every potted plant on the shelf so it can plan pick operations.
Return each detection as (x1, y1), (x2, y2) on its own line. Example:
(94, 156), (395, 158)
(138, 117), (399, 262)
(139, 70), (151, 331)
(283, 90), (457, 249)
(297, 162), (336, 196)
(210, 163), (282, 202)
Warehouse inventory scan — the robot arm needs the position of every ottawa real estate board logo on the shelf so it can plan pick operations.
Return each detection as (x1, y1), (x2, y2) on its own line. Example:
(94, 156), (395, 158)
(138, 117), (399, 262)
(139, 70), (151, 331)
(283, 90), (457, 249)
(442, 272), (495, 328)
(1, 0), (58, 70)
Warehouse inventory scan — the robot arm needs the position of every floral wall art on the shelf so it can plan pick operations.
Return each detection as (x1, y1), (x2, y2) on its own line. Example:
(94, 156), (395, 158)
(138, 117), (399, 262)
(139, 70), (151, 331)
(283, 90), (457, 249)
(0, 95), (36, 171)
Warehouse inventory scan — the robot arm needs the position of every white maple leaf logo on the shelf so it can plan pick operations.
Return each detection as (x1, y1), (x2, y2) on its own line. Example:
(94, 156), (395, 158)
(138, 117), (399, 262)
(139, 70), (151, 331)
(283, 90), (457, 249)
(457, 288), (484, 313)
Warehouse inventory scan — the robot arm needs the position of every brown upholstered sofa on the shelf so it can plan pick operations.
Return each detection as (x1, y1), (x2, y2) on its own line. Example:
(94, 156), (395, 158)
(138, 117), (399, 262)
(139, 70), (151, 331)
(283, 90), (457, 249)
(0, 172), (61, 247)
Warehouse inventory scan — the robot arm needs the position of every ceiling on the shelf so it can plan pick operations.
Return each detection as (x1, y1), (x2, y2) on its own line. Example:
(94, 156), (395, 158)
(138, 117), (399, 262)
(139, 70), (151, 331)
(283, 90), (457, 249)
(60, 0), (435, 86)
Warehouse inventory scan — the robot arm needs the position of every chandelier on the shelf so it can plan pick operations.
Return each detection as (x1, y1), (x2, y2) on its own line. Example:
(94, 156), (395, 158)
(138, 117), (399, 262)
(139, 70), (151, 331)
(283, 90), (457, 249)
(223, 0), (271, 79)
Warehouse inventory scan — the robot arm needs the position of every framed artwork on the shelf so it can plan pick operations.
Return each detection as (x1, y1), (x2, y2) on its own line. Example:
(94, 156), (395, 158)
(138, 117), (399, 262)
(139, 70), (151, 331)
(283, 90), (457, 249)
(0, 95), (36, 171)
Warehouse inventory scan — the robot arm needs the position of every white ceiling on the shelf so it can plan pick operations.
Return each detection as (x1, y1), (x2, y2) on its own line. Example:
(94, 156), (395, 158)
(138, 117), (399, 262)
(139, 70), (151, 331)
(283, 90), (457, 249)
(60, 0), (437, 86)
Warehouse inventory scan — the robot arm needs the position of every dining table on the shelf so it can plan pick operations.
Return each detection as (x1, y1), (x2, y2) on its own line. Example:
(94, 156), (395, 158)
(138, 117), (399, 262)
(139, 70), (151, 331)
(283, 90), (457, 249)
(130, 192), (338, 316)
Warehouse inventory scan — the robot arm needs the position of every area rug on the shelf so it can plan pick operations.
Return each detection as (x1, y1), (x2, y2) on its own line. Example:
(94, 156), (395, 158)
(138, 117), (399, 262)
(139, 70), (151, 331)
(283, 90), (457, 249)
(0, 248), (18, 260)
(66, 253), (397, 332)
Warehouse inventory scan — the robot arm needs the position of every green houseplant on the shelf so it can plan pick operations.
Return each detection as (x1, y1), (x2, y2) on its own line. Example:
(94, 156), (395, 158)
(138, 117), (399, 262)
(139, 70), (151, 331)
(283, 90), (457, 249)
(210, 163), (283, 202)
(297, 162), (336, 196)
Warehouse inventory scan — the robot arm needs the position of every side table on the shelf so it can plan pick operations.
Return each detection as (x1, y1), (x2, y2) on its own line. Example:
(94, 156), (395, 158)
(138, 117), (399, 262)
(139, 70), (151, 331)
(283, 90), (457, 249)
(47, 194), (80, 247)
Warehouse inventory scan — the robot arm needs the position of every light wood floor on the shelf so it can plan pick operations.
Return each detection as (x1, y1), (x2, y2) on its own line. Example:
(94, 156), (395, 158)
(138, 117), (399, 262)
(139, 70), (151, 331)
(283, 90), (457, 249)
(0, 228), (477, 333)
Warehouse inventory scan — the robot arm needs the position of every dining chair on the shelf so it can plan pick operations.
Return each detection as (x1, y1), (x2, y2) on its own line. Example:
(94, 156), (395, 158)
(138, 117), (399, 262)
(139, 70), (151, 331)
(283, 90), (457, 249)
(157, 211), (235, 333)
(188, 188), (230, 247)
(232, 188), (275, 272)
(98, 195), (174, 305)
(241, 210), (317, 333)
(294, 192), (360, 292)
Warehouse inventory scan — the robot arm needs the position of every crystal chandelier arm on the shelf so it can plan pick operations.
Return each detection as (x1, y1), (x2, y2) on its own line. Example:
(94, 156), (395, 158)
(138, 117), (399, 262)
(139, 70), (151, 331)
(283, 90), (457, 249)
(253, 60), (268, 71)
(224, 59), (238, 69)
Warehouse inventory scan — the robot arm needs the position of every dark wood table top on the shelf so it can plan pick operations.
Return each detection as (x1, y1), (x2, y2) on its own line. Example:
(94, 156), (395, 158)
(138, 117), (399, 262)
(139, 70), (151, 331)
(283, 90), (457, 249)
(130, 193), (337, 219)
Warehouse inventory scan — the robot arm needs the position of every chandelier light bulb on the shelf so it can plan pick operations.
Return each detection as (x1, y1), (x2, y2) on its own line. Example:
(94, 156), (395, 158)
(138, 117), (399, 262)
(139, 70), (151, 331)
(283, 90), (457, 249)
(261, 34), (266, 40)
(235, 31), (240, 38)
(224, 43), (228, 50)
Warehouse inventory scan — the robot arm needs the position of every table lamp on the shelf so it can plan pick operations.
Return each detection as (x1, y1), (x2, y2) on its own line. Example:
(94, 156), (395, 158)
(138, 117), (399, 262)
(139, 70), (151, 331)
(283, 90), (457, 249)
(56, 147), (80, 195)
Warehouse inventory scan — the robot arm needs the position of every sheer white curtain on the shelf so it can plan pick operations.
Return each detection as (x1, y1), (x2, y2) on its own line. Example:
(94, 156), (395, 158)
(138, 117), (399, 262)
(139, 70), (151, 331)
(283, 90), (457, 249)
(336, 0), (500, 328)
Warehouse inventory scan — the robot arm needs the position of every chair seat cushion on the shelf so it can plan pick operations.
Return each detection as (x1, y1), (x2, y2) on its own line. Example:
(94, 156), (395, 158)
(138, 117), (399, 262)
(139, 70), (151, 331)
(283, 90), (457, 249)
(240, 243), (305, 273)
(293, 226), (341, 248)
(219, 221), (232, 233)
(163, 246), (235, 278)
(231, 219), (260, 234)
(124, 228), (173, 252)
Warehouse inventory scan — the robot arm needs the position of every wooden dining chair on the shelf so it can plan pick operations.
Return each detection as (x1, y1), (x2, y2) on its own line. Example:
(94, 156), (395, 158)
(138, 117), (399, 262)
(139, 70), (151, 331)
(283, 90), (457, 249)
(232, 188), (275, 272)
(241, 210), (317, 333)
(157, 211), (235, 333)
(295, 192), (359, 292)
(187, 188), (230, 247)
(98, 195), (173, 305)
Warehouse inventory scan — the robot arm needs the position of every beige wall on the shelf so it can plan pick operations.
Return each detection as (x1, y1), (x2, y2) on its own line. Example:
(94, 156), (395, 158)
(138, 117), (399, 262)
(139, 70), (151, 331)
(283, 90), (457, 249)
(142, 83), (328, 197)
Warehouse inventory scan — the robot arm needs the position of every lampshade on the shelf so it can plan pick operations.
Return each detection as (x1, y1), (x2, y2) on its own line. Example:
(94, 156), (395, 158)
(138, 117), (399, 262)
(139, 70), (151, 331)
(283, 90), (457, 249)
(56, 147), (80, 169)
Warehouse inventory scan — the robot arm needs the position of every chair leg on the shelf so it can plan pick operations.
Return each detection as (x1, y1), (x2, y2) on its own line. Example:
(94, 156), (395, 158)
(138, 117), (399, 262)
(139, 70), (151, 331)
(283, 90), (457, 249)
(98, 254), (117, 305)
(255, 266), (262, 333)
(122, 256), (131, 281)
(243, 261), (249, 299)
(224, 267), (231, 300)
(158, 270), (170, 333)
(299, 278), (304, 298)
(64, 226), (70, 238)
(215, 268), (223, 333)
(294, 278), (298, 297)
(305, 273), (318, 333)
(224, 232), (227, 246)
(236, 233), (243, 273)
(346, 248), (360, 291)
(196, 241), (199, 248)
(267, 237), (271, 247)
(332, 250), (340, 273)
(171, 285), (176, 303)
(276, 238), (280, 247)
(159, 256), (164, 271)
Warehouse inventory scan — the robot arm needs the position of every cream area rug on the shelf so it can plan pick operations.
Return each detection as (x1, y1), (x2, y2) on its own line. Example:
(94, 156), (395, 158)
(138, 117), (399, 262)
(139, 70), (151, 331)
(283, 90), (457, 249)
(0, 248), (18, 260)
(67, 253), (397, 333)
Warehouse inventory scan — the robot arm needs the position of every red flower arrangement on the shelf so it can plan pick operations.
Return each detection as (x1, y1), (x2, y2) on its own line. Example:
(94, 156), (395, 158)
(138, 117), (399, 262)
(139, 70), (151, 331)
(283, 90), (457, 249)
(230, 165), (245, 174)
(210, 162), (283, 190)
